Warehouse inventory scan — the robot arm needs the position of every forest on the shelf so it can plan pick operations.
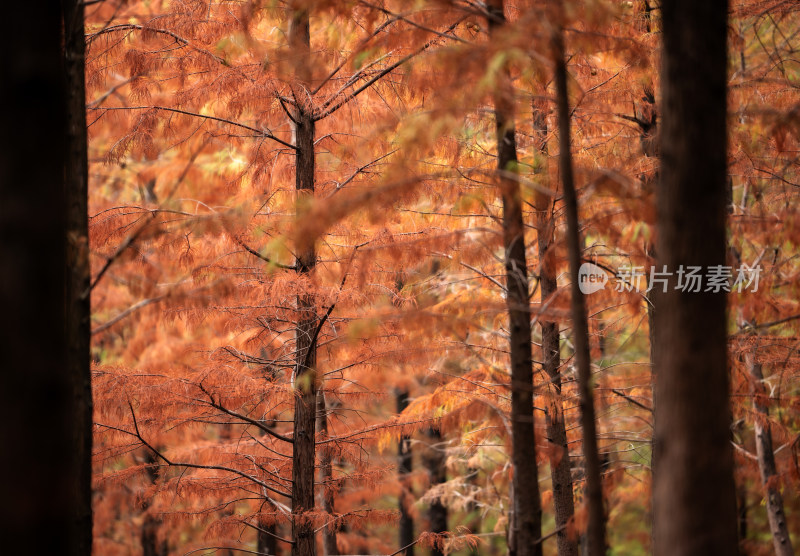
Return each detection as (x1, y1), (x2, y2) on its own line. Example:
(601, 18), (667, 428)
(0, 0), (798, 555)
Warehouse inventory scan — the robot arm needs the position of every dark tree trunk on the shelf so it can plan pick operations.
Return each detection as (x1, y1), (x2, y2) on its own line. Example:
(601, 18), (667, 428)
(653, 1), (739, 554)
(62, 2), (94, 555)
(533, 101), (577, 556)
(0, 3), (70, 555)
(736, 484), (748, 545)
(289, 6), (317, 556)
(636, 82), (659, 542)
(141, 451), (167, 556)
(746, 355), (794, 556)
(422, 427), (448, 556)
(550, 5), (607, 555)
(141, 513), (168, 556)
(486, 3), (544, 555)
(257, 505), (281, 556)
(317, 391), (339, 556)
(397, 390), (415, 556)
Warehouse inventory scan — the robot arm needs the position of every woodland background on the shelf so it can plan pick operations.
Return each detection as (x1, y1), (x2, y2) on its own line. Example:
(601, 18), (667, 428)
(0, 1), (798, 556)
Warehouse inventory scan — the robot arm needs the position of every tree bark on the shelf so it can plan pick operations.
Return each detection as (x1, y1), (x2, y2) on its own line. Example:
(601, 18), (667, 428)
(653, 1), (739, 555)
(533, 101), (577, 556)
(289, 6), (317, 556)
(317, 390), (339, 556)
(0, 4), (70, 555)
(486, 3), (544, 556)
(63, 2), (94, 555)
(258, 503), (281, 556)
(746, 355), (794, 556)
(422, 427), (447, 556)
(260, 414), (283, 556)
(141, 452), (168, 556)
(550, 6), (607, 555)
(397, 390), (415, 556)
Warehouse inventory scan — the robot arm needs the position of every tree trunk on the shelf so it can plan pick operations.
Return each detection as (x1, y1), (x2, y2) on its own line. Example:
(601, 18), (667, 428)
(258, 505), (281, 556)
(289, 6), (318, 556)
(746, 355), (794, 556)
(422, 427), (447, 556)
(141, 452), (167, 556)
(317, 390), (339, 556)
(653, 1), (739, 554)
(0, 4), (70, 555)
(736, 484), (748, 545)
(63, 2), (94, 555)
(486, 3), (544, 556)
(397, 390), (415, 556)
(533, 101), (577, 556)
(550, 5), (607, 555)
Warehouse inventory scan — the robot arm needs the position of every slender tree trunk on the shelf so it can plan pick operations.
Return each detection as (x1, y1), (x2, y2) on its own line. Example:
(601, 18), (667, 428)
(533, 101), (577, 556)
(63, 2), (94, 555)
(141, 452), (168, 556)
(289, 6), (317, 556)
(260, 415), (283, 556)
(0, 4), (70, 555)
(746, 355), (794, 556)
(550, 5), (607, 556)
(317, 390), (339, 556)
(736, 484), (748, 545)
(397, 390), (415, 556)
(653, 1), (739, 554)
(636, 85), (659, 544)
(486, 3), (544, 555)
(258, 517), (280, 556)
(422, 427), (447, 556)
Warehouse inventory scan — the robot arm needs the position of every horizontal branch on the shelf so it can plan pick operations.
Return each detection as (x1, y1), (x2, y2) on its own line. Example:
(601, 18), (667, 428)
(234, 236), (296, 270)
(92, 295), (167, 335)
(108, 403), (292, 500)
(91, 105), (296, 150)
(86, 23), (227, 66)
(197, 383), (294, 445)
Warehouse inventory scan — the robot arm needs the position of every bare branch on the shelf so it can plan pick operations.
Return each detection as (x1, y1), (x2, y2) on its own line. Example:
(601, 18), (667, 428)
(197, 383), (294, 445)
(314, 18), (466, 121)
(92, 295), (167, 335)
(326, 149), (398, 198)
(86, 23), (227, 66)
(121, 402), (292, 499)
(91, 105), (296, 151)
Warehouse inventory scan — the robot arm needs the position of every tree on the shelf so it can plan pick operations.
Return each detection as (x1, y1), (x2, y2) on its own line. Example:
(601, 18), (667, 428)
(83, 1), (800, 554)
(87, 3), (466, 554)
(745, 352), (795, 556)
(550, 2), (607, 554)
(653, 1), (739, 554)
(487, 2), (543, 555)
(63, 1), (94, 554)
(397, 389), (415, 556)
(534, 97), (578, 556)
(287, 6), (318, 555)
(0, 3), (70, 554)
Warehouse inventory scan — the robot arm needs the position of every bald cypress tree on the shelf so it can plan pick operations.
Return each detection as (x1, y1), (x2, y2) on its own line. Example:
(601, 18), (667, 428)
(653, 1), (739, 554)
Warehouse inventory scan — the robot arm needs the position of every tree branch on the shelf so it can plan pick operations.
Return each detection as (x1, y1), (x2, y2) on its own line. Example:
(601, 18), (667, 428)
(86, 23), (227, 66)
(116, 402), (293, 500)
(314, 18), (465, 121)
(197, 383), (295, 445)
(234, 235), (296, 270)
(91, 105), (296, 150)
